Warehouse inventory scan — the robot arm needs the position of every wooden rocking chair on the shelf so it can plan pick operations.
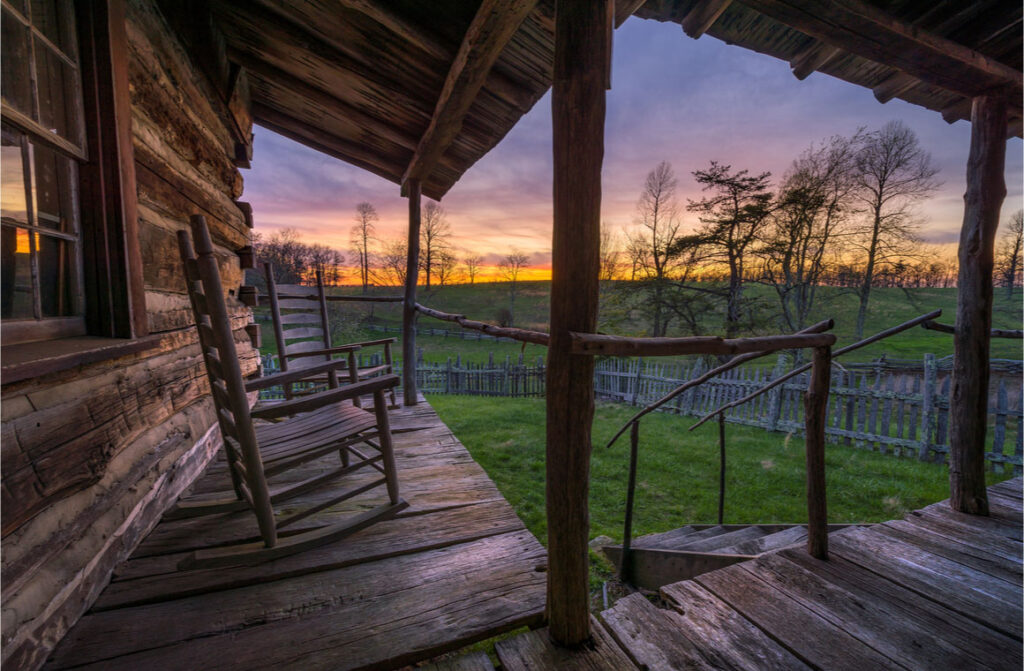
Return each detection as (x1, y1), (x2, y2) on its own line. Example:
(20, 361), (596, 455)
(263, 263), (397, 407)
(175, 214), (407, 569)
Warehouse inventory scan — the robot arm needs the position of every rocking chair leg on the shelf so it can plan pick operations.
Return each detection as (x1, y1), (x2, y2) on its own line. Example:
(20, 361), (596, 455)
(374, 389), (401, 504)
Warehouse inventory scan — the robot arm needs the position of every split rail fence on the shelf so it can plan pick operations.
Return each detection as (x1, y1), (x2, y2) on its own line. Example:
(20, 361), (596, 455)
(259, 352), (1022, 472)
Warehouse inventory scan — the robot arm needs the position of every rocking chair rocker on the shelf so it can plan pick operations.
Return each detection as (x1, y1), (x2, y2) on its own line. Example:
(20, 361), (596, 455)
(175, 214), (407, 569)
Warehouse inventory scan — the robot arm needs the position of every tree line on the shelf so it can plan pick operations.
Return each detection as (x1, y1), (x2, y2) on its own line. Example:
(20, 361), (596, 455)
(604, 121), (1023, 339)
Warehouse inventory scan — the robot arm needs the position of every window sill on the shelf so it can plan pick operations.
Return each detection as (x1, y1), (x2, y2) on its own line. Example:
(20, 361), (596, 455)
(2, 335), (162, 386)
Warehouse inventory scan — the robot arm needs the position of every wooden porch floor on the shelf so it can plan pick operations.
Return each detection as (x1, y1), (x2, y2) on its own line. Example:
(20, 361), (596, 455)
(497, 478), (1023, 671)
(46, 397), (547, 670)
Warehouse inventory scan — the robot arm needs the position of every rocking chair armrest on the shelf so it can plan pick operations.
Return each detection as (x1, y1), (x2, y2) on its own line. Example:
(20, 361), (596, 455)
(347, 338), (396, 348)
(251, 375), (400, 419)
(287, 344), (362, 359)
(245, 358), (353, 391)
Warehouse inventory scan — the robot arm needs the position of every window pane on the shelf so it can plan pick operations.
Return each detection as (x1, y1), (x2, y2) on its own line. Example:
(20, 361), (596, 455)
(1, 129), (29, 226)
(31, 141), (75, 233)
(1, 226), (34, 318)
(30, 0), (75, 58)
(35, 38), (81, 144)
(38, 233), (76, 317)
(1, 9), (34, 117)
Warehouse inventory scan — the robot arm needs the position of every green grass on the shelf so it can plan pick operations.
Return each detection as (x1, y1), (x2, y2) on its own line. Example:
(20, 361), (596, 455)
(268, 283), (1023, 365)
(427, 395), (1012, 556)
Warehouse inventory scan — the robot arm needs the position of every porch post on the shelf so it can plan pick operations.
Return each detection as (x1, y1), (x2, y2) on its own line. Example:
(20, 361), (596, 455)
(403, 179), (422, 406)
(950, 91), (1007, 514)
(546, 0), (612, 645)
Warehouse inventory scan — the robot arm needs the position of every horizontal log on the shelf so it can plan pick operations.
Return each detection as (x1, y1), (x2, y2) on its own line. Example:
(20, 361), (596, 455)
(416, 304), (551, 346)
(570, 332), (835, 357)
(922, 320), (1023, 339)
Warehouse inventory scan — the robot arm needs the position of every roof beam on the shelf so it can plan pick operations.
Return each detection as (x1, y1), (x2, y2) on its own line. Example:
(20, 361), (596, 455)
(681, 0), (733, 39)
(401, 0), (539, 195)
(738, 0), (1023, 100)
(789, 40), (841, 80)
(873, 71), (919, 104)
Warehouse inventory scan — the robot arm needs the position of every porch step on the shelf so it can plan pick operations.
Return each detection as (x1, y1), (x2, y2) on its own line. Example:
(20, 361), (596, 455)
(716, 525), (808, 555)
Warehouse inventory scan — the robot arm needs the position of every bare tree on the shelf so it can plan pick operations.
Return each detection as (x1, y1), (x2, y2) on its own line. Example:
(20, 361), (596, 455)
(435, 249), (458, 287)
(351, 202), (378, 292)
(499, 249), (530, 323)
(254, 227), (308, 285)
(374, 237), (408, 287)
(630, 161), (683, 335)
(688, 161), (773, 337)
(996, 210), (1023, 298)
(851, 120), (939, 337)
(599, 221), (622, 281)
(462, 253), (483, 284)
(308, 243), (345, 286)
(759, 134), (858, 332)
(419, 201), (452, 289)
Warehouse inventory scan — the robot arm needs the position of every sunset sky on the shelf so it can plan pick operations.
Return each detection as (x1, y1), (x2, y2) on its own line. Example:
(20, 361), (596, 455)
(243, 16), (1024, 278)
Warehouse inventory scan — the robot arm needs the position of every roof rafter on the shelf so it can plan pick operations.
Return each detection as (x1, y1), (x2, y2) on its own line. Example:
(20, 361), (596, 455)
(401, 0), (539, 196)
(738, 0), (1023, 102)
(680, 0), (733, 39)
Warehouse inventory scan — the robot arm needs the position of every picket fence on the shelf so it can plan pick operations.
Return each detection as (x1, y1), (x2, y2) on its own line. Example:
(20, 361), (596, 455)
(259, 352), (1023, 472)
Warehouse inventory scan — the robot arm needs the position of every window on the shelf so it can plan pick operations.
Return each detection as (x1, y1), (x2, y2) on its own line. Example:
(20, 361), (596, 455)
(2, 0), (87, 344)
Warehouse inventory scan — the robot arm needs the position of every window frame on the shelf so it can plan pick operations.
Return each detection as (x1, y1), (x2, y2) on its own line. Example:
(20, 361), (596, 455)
(1, 0), (146, 352)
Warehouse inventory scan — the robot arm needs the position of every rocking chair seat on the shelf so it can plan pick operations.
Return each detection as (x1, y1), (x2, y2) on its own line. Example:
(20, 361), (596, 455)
(256, 403), (378, 476)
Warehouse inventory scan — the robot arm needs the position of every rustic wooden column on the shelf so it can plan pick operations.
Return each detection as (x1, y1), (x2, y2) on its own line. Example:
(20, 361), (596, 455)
(546, 0), (612, 646)
(804, 345), (831, 559)
(403, 179), (422, 406)
(950, 92), (1008, 514)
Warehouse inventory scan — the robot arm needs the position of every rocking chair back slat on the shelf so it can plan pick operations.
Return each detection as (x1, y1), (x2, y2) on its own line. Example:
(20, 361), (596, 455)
(178, 216), (277, 548)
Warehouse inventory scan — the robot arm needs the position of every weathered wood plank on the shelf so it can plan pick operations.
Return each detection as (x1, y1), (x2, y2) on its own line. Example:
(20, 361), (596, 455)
(877, 519), (1022, 585)
(740, 553), (1001, 670)
(659, 580), (810, 670)
(48, 531), (546, 671)
(418, 650), (496, 671)
(696, 563), (902, 670)
(781, 547), (1021, 670)
(97, 500), (527, 610)
(829, 527), (1022, 639)
(495, 615), (637, 671)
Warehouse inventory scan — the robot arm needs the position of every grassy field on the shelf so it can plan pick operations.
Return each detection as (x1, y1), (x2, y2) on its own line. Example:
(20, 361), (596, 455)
(427, 395), (1013, 588)
(268, 282), (1023, 365)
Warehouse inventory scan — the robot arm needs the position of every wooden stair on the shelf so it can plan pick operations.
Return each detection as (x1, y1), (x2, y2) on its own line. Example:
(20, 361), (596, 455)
(603, 524), (866, 590)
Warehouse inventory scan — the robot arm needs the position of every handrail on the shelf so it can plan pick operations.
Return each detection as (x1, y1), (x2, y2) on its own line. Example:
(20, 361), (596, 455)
(689, 309), (942, 431)
(569, 331), (835, 357)
(604, 319), (835, 449)
(922, 319), (1022, 339)
(415, 303), (551, 345)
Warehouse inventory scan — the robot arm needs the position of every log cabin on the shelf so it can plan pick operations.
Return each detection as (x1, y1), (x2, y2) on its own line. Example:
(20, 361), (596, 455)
(1, 1), (1020, 669)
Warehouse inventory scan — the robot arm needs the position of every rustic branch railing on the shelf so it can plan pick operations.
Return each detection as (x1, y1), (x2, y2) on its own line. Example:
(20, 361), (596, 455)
(922, 320), (1023, 339)
(415, 303), (551, 345)
(689, 309), (943, 431)
(604, 319), (835, 449)
(568, 331), (835, 357)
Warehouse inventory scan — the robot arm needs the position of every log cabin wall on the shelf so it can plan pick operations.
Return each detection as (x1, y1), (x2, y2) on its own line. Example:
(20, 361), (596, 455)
(1, 1), (256, 668)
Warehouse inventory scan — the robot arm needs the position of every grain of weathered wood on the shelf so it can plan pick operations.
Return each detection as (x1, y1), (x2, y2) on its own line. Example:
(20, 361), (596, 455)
(418, 650), (496, 671)
(877, 519), (1022, 585)
(951, 91), (1009, 513)
(49, 531), (546, 671)
(780, 547), (1022, 670)
(740, 553), (997, 670)
(495, 615), (637, 671)
(545, 0), (611, 645)
(599, 593), (722, 669)
(659, 580), (811, 670)
(828, 527), (1022, 639)
(696, 563), (902, 670)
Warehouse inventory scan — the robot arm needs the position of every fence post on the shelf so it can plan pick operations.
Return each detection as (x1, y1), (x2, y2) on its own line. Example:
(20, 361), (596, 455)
(445, 357), (452, 394)
(918, 353), (937, 461)
(682, 359), (703, 416)
(767, 354), (786, 431)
